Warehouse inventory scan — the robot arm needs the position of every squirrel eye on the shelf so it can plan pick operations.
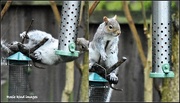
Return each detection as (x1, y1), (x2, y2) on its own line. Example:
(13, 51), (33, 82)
(109, 25), (113, 29)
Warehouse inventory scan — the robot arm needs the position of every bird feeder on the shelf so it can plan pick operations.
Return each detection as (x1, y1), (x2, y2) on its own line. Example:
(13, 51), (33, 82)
(89, 72), (108, 86)
(55, 1), (81, 62)
(7, 52), (32, 102)
(89, 72), (109, 102)
(89, 57), (127, 102)
(150, 1), (174, 78)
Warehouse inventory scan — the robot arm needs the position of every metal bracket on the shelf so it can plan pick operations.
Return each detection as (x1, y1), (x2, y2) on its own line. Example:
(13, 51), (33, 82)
(162, 64), (170, 73)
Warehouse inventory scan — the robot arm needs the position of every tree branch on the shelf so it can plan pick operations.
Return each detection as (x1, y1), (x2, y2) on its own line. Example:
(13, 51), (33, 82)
(141, 1), (148, 36)
(78, 1), (84, 27)
(144, 15), (153, 102)
(79, 1), (89, 102)
(61, 61), (74, 102)
(89, 57), (127, 79)
(1, 0), (12, 20)
(30, 38), (49, 53)
(50, 0), (61, 26)
(21, 19), (34, 43)
(107, 57), (127, 74)
(122, 1), (147, 68)
(89, 1), (100, 17)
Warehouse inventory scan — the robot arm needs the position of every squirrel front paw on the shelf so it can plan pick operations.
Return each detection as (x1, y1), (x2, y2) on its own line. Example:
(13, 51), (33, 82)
(20, 31), (27, 39)
(89, 63), (93, 70)
(101, 52), (107, 61)
(34, 51), (42, 60)
(107, 73), (118, 84)
(110, 45), (117, 54)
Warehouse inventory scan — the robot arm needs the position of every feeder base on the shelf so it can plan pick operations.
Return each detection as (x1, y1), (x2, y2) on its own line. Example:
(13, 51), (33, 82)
(149, 71), (174, 78)
(55, 50), (79, 57)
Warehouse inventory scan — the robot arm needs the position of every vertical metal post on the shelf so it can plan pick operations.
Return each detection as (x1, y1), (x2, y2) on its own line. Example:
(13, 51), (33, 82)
(150, 1), (174, 78)
(55, 1), (81, 62)
(7, 52), (32, 102)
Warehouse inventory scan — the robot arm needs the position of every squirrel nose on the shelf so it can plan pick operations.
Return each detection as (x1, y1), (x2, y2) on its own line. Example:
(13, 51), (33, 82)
(117, 31), (121, 35)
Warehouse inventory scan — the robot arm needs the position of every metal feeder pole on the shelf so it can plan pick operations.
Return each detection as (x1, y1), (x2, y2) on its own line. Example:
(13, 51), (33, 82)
(7, 52), (32, 102)
(55, 1), (81, 62)
(150, 1), (174, 78)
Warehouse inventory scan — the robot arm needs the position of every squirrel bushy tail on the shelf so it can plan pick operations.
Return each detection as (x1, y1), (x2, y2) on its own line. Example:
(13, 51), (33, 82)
(1, 40), (12, 53)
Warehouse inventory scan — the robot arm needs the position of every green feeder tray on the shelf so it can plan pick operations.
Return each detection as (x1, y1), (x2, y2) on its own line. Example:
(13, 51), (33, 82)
(55, 42), (79, 57)
(55, 42), (80, 62)
(150, 64), (175, 78)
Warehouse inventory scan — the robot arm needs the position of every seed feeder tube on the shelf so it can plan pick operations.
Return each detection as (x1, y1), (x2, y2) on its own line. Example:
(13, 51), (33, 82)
(150, 1), (174, 78)
(55, 1), (81, 62)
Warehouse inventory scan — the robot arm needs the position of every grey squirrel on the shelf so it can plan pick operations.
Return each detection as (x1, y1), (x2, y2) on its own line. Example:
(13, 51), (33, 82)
(89, 15), (121, 81)
(1, 30), (89, 66)
(1, 30), (61, 65)
(19, 30), (61, 65)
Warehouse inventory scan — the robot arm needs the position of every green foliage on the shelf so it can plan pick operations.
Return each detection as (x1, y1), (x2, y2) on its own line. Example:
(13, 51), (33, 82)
(171, 1), (179, 12)
(105, 2), (122, 11)
(95, 1), (121, 11)
(95, 1), (153, 11)
(142, 1), (152, 10)
(171, 1), (176, 7)
(129, 1), (142, 11)
(95, 1), (177, 12)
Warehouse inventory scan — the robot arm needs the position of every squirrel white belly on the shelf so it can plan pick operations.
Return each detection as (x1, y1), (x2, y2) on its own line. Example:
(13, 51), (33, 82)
(89, 15), (121, 81)
(20, 30), (60, 65)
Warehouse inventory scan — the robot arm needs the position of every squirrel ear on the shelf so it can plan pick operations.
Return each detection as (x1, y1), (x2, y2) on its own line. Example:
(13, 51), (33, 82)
(113, 15), (117, 20)
(103, 16), (109, 23)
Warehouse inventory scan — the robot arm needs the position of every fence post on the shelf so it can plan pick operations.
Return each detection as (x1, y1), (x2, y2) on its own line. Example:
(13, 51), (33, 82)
(7, 52), (32, 102)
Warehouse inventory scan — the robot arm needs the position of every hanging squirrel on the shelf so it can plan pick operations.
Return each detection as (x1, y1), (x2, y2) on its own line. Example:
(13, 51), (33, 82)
(20, 30), (61, 65)
(89, 15), (121, 82)
(1, 30), (61, 65)
(1, 30), (90, 66)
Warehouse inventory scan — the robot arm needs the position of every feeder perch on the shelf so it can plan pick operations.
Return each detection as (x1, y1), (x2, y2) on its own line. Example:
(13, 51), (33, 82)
(55, 1), (81, 62)
(150, 1), (174, 78)
(7, 52), (32, 102)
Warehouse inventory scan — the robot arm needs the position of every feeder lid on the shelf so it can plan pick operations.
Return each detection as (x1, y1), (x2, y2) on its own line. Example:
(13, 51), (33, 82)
(7, 52), (32, 61)
(89, 72), (108, 82)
